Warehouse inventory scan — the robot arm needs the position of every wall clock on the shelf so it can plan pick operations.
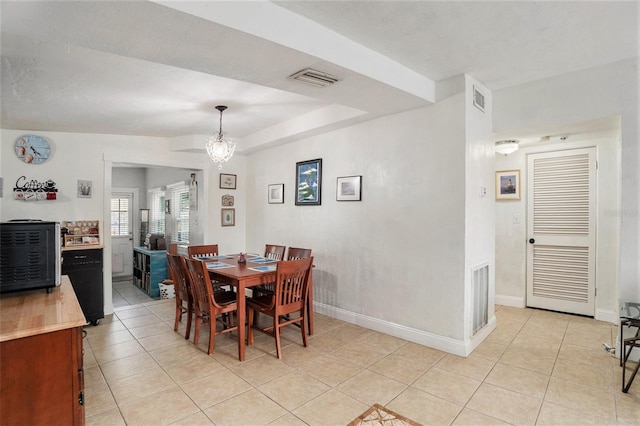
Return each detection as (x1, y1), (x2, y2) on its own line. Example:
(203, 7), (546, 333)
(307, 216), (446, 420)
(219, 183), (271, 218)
(14, 134), (51, 164)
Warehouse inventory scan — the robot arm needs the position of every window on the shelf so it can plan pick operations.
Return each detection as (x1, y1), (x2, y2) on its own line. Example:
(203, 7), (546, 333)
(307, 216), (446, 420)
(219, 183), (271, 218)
(110, 195), (130, 236)
(148, 188), (165, 235)
(167, 182), (190, 244)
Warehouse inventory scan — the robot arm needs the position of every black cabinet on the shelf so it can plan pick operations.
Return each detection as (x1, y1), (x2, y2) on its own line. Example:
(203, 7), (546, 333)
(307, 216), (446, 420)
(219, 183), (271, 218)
(62, 248), (104, 325)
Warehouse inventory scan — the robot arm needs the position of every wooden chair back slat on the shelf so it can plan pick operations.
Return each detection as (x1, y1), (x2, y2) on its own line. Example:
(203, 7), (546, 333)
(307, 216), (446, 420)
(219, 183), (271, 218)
(188, 244), (219, 259)
(287, 247), (312, 260)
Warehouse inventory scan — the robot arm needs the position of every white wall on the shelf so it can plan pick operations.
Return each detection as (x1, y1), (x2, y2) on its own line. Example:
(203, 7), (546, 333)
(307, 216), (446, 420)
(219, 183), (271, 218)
(245, 93), (477, 353)
(494, 59), (638, 312)
(112, 167), (146, 206)
(463, 76), (496, 344)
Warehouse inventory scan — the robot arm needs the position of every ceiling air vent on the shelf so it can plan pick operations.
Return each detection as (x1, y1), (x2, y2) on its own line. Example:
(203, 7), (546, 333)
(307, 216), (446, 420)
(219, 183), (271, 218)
(289, 68), (340, 88)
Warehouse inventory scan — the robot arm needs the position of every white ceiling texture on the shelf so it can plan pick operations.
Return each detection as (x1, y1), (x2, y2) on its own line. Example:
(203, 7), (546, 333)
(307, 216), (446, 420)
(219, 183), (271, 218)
(1, 1), (638, 154)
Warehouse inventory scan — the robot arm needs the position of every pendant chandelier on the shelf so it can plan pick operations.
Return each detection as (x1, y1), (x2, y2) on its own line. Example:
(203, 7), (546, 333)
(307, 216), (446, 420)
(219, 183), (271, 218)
(206, 105), (236, 169)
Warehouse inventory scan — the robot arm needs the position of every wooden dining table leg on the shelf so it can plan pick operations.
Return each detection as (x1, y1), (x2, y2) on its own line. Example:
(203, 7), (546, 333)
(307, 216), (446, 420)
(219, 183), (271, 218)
(237, 282), (246, 361)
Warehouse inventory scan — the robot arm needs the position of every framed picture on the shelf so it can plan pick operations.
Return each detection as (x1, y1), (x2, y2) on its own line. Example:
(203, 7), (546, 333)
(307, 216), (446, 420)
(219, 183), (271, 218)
(268, 183), (284, 204)
(220, 173), (237, 189)
(336, 175), (362, 201)
(496, 170), (520, 200)
(295, 158), (322, 206)
(221, 208), (235, 226)
(222, 194), (234, 206)
(189, 173), (198, 210)
(164, 199), (171, 214)
(77, 180), (92, 198)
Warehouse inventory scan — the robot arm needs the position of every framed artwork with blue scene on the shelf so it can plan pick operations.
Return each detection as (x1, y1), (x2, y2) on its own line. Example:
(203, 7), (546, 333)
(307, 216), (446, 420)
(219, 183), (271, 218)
(295, 158), (322, 205)
(495, 169), (520, 200)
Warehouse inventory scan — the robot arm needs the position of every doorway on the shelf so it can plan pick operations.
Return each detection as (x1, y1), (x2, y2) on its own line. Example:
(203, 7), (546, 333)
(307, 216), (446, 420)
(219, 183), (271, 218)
(111, 188), (138, 279)
(526, 147), (596, 316)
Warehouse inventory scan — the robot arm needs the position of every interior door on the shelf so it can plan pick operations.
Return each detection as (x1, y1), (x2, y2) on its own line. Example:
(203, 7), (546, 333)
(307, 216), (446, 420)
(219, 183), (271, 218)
(526, 147), (596, 316)
(111, 192), (134, 278)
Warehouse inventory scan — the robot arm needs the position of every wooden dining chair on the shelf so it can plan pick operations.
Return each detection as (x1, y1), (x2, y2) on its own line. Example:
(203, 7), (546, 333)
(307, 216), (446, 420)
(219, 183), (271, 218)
(184, 257), (238, 355)
(166, 253), (194, 339)
(247, 256), (313, 359)
(187, 244), (219, 259)
(252, 244), (286, 298)
(287, 247), (312, 260)
(265, 244), (286, 260)
(187, 244), (227, 291)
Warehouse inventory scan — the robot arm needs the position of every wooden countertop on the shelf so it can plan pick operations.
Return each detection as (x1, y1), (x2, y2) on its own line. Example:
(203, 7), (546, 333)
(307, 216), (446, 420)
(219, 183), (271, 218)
(0, 276), (86, 342)
(63, 245), (103, 252)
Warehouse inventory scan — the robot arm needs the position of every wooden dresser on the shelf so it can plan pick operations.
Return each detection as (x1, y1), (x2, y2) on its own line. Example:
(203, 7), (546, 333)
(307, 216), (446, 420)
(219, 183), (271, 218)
(0, 276), (86, 425)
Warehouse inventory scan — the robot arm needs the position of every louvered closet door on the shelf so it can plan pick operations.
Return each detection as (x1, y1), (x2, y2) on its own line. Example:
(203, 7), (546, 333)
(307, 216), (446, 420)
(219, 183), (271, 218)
(526, 148), (596, 316)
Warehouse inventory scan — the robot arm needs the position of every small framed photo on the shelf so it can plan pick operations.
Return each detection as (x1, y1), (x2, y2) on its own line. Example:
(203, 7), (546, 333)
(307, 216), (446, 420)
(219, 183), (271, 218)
(221, 208), (235, 226)
(268, 184), (284, 204)
(336, 175), (362, 201)
(220, 173), (237, 190)
(164, 199), (171, 214)
(77, 180), (92, 198)
(496, 170), (520, 200)
(222, 194), (234, 206)
(295, 158), (322, 206)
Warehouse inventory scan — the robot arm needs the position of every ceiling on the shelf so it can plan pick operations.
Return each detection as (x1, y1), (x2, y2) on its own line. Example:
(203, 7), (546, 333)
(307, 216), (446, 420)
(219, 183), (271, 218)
(1, 1), (637, 154)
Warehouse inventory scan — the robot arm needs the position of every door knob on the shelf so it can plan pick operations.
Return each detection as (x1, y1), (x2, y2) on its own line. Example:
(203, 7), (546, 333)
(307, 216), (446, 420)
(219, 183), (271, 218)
(529, 238), (535, 244)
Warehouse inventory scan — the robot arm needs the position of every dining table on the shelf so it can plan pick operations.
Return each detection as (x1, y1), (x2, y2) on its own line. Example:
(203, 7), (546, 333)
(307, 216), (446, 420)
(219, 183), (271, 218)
(201, 253), (314, 361)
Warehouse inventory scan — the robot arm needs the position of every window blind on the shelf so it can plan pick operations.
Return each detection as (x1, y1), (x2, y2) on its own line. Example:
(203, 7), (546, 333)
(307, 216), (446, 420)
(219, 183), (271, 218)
(166, 182), (189, 244)
(110, 196), (130, 236)
(148, 188), (165, 235)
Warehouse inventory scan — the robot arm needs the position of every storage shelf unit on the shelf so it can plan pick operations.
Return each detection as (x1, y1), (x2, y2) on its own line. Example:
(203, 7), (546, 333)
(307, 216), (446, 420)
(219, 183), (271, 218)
(62, 220), (100, 247)
(133, 246), (167, 298)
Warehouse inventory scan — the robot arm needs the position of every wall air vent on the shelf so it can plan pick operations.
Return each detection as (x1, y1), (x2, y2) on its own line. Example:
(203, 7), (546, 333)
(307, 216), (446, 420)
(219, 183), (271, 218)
(289, 68), (340, 88)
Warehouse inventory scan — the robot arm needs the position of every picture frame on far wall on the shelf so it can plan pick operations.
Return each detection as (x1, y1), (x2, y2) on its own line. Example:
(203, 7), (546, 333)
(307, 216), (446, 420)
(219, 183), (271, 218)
(268, 184), (284, 204)
(336, 175), (362, 201)
(495, 170), (520, 200)
(295, 158), (322, 206)
(77, 180), (92, 198)
(221, 208), (235, 226)
(219, 173), (237, 189)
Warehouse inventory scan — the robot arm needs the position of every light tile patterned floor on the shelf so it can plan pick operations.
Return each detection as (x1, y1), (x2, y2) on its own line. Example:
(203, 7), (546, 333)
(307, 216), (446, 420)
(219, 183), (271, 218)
(84, 303), (640, 425)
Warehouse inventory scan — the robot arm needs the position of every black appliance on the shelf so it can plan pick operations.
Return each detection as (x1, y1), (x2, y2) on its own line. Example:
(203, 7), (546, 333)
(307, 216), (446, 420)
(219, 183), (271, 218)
(0, 220), (62, 294)
(62, 248), (104, 325)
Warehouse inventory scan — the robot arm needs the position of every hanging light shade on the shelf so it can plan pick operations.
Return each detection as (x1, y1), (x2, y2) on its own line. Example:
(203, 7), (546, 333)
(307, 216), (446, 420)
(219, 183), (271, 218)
(495, 139), (519, 155)
(206, 105), (236, 169)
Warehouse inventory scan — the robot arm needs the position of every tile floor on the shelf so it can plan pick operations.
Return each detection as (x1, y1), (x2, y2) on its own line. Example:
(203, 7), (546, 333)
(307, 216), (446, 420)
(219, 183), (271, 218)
(84, 303), (640, 425)
(112, 277), (157, 308)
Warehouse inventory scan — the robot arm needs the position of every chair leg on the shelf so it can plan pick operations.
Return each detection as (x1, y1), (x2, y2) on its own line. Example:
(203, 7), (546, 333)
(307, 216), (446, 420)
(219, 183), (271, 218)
(207, 319), (215, 355)
(247, 308), (255, 345)
(173, 303), (181, 332)
(274, 316), (282, 359)
(301, 314), (308, 348)
(193, 313), (201, 345)
(185, 307), (192, 340)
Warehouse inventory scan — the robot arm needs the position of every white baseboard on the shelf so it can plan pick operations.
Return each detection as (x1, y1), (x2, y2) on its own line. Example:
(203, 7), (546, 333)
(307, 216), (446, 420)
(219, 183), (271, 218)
(495, 294), (525, 308)
(313, 302), (495, 357)
(595, 308), (617, 324)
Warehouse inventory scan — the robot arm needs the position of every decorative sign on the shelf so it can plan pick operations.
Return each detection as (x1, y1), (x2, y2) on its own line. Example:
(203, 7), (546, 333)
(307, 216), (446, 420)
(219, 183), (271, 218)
(13, 176), (58, 201)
